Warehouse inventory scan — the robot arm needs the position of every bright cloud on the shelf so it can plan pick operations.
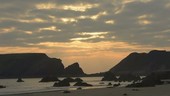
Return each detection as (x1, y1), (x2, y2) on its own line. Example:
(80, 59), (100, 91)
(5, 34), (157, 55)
(19, 18), (46, 23)
(63, 3), (99, 12)
(61, 18), (77, 23)
(71, 32), (108, 41)
(39, 26), (60, 32)
(138, 20), (152, 25)
(0, 27), (16, 33)
(105, 20), (115, 24)
(36, 3), (57, 10)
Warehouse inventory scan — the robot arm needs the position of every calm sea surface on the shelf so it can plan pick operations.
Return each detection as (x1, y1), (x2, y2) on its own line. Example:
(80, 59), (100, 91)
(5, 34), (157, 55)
(0, 77), (132, 95)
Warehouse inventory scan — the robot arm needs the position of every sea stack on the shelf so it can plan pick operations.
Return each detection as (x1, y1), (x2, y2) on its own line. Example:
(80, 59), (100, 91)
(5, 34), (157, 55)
(64, 62), (86, 77)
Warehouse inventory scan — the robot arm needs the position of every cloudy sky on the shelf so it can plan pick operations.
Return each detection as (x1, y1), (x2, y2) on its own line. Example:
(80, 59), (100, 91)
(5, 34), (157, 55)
(0, 0), (170, 73)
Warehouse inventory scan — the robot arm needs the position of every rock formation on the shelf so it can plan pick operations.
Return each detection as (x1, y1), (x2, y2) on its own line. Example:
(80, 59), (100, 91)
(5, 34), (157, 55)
(74, 78), (83, 82)
(53, 80), (70, 87)
(0, 53), (64, 78)
(126, 73), (164, 87)
(64, 62), (85, 76)
(74, 81), (93, 86)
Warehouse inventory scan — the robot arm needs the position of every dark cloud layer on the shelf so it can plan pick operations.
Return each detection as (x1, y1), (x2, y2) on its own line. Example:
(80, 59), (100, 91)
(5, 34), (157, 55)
(1, 0), (170, 73)
(0, 0), (170, 47)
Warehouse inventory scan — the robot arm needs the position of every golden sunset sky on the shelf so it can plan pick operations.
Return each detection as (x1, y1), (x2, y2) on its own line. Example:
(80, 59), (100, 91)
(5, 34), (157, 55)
(0, 0), (170, 73)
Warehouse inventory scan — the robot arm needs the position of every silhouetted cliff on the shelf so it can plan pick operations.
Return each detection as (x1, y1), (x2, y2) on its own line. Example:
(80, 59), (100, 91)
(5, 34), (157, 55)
(0, 53), (64, 78)
(64, 62), (85, 76)
(110, 50), (170, 75)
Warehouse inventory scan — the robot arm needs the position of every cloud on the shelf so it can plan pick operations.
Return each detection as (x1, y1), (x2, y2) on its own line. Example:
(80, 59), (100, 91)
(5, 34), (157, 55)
(70, 32), (108, 41)
(0, 0), (170, 73)
(0, 0), (170, 47)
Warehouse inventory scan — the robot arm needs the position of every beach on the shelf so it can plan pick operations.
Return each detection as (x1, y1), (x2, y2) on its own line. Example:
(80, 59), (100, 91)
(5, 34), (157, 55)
(5, 84), (170, 96)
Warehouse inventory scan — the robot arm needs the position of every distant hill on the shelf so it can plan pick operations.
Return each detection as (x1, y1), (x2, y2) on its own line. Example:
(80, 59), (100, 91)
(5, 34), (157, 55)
(110, 50), (170, 75)
(0, 53), (86, 78)
(0, 53), (64, 78)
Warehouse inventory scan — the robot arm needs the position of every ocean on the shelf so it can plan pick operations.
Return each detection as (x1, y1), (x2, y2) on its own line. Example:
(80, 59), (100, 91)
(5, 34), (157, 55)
(0, 77), (132, 95)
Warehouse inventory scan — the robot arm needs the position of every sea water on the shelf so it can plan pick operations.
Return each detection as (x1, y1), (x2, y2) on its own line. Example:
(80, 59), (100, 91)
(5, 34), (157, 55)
(0, 77), (132, 95)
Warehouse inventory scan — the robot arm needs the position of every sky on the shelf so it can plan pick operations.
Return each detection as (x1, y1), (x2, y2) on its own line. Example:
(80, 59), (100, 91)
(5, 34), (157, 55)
(0, 0), (170, 73)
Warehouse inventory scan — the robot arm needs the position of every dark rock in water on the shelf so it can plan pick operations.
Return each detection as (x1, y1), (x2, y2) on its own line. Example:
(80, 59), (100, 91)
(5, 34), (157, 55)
(74, 78), (83, 82)
(107, 82), (112, 86)
(118, 74), (141, 82)
(63, 90), (71, 93)
(53, 80), (70, 87)
(74, 81), (93, 86)
(17, 78), (24, 82)
(126, 73), (163, 87)
(64, 62), (85, 77)
(101, 71), (117, 81)
(110, 50), (170, 75)
(62, 77), (75, 82)
(39, 76), (60, 82)
(113, 83), (120, 87)
(0, 85), (6, 89)
(61, 77), (83, 83)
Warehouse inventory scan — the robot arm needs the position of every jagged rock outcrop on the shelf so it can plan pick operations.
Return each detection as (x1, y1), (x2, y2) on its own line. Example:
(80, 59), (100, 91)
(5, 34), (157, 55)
(110, 50), (170, 75)
(0, 53), (64, 78)
(64, 62), (85, 76)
